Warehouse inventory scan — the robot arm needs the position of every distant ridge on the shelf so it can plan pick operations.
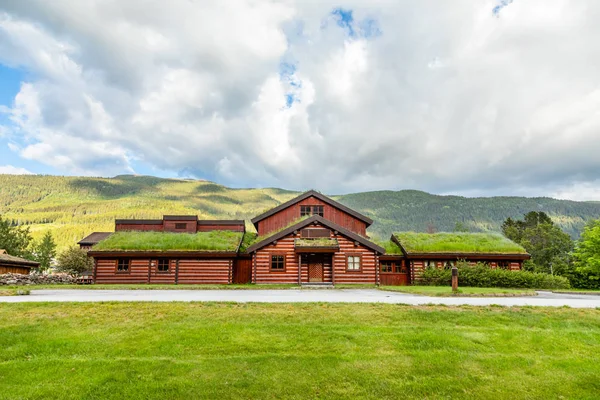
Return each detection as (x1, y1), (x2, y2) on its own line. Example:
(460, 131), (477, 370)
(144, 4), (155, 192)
(0, 174), (598, 249)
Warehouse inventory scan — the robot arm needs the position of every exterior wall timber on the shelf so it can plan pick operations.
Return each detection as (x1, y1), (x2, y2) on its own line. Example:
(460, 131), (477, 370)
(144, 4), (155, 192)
(253, 223), (377, 284)
(0, 265), (31, 275)
(94, 257), (233, 284)
(163, 221), (197, 233)
(254, 237), (299, 284)
(115, 223), (163, 232)
(197, 224), (244, 232)
(257, 197), (367, 236)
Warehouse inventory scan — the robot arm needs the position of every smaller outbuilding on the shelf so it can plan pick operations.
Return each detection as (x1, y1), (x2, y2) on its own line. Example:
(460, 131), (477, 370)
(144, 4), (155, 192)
(390, 232), (530, 282)
(0, 250), (40, 275)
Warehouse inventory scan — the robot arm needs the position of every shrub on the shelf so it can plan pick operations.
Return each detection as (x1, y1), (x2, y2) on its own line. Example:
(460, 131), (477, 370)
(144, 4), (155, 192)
(419, 262), (570, 289)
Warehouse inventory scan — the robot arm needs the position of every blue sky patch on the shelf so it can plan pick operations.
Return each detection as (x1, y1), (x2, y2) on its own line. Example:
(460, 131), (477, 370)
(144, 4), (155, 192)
(330, 8), (381, 39)
(493, 0), (515, 16)
(0, 64), (24, 107)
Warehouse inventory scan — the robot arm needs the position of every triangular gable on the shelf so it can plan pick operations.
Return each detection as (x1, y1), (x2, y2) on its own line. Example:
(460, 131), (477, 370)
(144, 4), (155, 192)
(250, 190), (373, 229)
(246, 215), (384, 254)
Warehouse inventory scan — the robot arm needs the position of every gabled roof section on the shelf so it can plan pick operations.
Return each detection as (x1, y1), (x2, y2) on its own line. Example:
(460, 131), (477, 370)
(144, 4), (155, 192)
(246, 215), (384, 254)
(250, 190), (373, 229)
(0, 251), (40, 267)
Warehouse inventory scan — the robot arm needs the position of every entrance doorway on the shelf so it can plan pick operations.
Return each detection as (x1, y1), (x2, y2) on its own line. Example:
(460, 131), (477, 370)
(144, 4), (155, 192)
(302, 254), (332, 283)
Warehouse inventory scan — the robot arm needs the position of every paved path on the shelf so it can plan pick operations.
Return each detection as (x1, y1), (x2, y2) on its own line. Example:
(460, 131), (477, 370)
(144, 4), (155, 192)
(1, 289), (600, 308)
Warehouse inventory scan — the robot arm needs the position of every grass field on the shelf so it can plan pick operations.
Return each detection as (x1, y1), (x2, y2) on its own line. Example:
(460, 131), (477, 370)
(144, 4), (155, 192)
(381, 285), (536, 297)
(1, 303), (599, 399)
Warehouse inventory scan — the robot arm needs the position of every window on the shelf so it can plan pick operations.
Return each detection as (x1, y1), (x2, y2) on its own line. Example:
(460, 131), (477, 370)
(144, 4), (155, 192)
(300, 205), (312, 217)
(394, 262), (407, 273)
(271, 255), (285, 271)
(175, 223), (187, 229)
(380, 262), (392, 273)
(300, 205), (324, 217)
(498, 261), (510, 270)
(157, 259), (170, 272)
(347, 255), (361, 271)
(117, 259), (130, 272)
(443, 261), (455, 270)
(424, 260), (436, 269)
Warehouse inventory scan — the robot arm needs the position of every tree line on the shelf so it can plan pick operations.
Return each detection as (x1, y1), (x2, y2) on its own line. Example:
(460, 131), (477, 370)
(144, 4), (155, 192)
(501, 211), (600, 289)
(0, 215), (92, 275)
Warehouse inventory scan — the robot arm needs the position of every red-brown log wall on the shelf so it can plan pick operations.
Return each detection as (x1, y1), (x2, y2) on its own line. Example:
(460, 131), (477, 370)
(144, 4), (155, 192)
(115, 224), (163, 232)
(163, 221), (197, 233)
(0, 266), (31, 275)
(256, 197), (367, 236)
(253, 225), (377, 284)
(197, 224), (245, 232)
(94, 258), (232, 284)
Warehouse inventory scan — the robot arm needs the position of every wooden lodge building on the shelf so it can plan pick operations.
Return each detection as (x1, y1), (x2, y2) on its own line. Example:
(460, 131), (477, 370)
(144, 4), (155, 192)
(0, 250), (39, 275)
(80, 191), (530, 286)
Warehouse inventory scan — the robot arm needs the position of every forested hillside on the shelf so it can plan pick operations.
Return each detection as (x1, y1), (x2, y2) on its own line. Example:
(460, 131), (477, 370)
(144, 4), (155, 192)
(1, 174), (599, 250)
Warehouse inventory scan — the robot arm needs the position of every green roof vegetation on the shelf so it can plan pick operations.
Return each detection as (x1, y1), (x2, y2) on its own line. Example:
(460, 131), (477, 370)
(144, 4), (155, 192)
(239, 232), (258, 253)
(295, 238), (339, 247)
(373, 239), (404, 255)
(93, 231), (243, 252)
(393, 232), (527, 254)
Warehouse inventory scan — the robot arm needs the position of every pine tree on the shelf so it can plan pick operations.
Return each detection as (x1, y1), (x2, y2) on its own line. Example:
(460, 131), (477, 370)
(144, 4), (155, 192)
(36, 231), (57, 272)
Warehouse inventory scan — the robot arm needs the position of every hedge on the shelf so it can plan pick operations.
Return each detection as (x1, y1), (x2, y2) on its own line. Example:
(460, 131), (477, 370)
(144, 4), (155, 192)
(420, 263), (570, 289)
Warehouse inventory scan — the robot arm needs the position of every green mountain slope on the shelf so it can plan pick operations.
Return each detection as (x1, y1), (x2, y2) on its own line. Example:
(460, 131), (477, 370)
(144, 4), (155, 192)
(1, 174), (598, 250)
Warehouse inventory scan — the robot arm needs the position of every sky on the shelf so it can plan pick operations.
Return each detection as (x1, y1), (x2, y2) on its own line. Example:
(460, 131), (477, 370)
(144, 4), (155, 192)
(1, 0), (600, 200)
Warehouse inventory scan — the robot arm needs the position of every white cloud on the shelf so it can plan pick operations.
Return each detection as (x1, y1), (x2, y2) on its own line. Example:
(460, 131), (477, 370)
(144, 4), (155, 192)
(0, 0), (599, 199)
(0, 165), (33, 175)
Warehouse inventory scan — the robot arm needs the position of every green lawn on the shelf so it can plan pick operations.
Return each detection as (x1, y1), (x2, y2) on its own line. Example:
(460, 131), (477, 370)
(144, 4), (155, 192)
(0, 303), (599, 399)
(381, 285), (536, 297)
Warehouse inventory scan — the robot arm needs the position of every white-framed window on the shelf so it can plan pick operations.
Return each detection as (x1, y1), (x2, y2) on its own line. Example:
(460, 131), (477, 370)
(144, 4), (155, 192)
(347, 255), (361, 271)
(424, 260), (437, 269)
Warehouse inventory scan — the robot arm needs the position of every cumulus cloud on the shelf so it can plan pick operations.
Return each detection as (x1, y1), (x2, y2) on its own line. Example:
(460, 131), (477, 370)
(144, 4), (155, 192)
(0, 0), (599, 199)
(0, 165), (33, 175)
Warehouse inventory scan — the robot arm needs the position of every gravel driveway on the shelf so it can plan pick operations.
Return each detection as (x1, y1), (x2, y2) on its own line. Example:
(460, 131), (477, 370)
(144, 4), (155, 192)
(1, 289), (600, 308)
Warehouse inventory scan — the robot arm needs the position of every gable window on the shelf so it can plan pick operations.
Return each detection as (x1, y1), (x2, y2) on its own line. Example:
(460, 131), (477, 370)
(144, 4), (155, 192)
(117, 259), (130, 273)
(271, 255), (285, 271)
(443, 261), (455, 270)
(424, 260), (436, 269)
(157, 259), (170, 273)
(300, 205), (324, 217)
(380, 262), (392, 273)
(175, 223), (187, 229)
(347, 255), (361, 271)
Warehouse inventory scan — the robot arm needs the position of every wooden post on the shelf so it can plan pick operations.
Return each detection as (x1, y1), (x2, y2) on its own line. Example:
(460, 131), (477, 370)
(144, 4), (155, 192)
(452, 266), (458, 292)
(175, 260), (180, 285)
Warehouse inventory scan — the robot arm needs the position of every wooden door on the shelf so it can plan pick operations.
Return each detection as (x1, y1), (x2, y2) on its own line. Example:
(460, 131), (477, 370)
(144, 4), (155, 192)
(233, 258), (252, 284)
(308, 259), (324, 282)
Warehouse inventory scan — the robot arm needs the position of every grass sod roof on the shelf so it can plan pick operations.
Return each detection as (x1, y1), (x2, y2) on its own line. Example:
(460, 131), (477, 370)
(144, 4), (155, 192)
(373, 239), (404, 255)
(92, 231), (244, 252)
(392, 232), (527, 255)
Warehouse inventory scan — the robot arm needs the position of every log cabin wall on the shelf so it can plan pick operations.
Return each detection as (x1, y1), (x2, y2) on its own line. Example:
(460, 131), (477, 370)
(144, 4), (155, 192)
(252, 225), (377, 284)
(115, 223), (163, 232)
(256, 197), (367, 237)
(0, 266), (31, 275)
(94, 257), (233, 284)
(163, 220), (197, 233)
(197, 223), (245, 232)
